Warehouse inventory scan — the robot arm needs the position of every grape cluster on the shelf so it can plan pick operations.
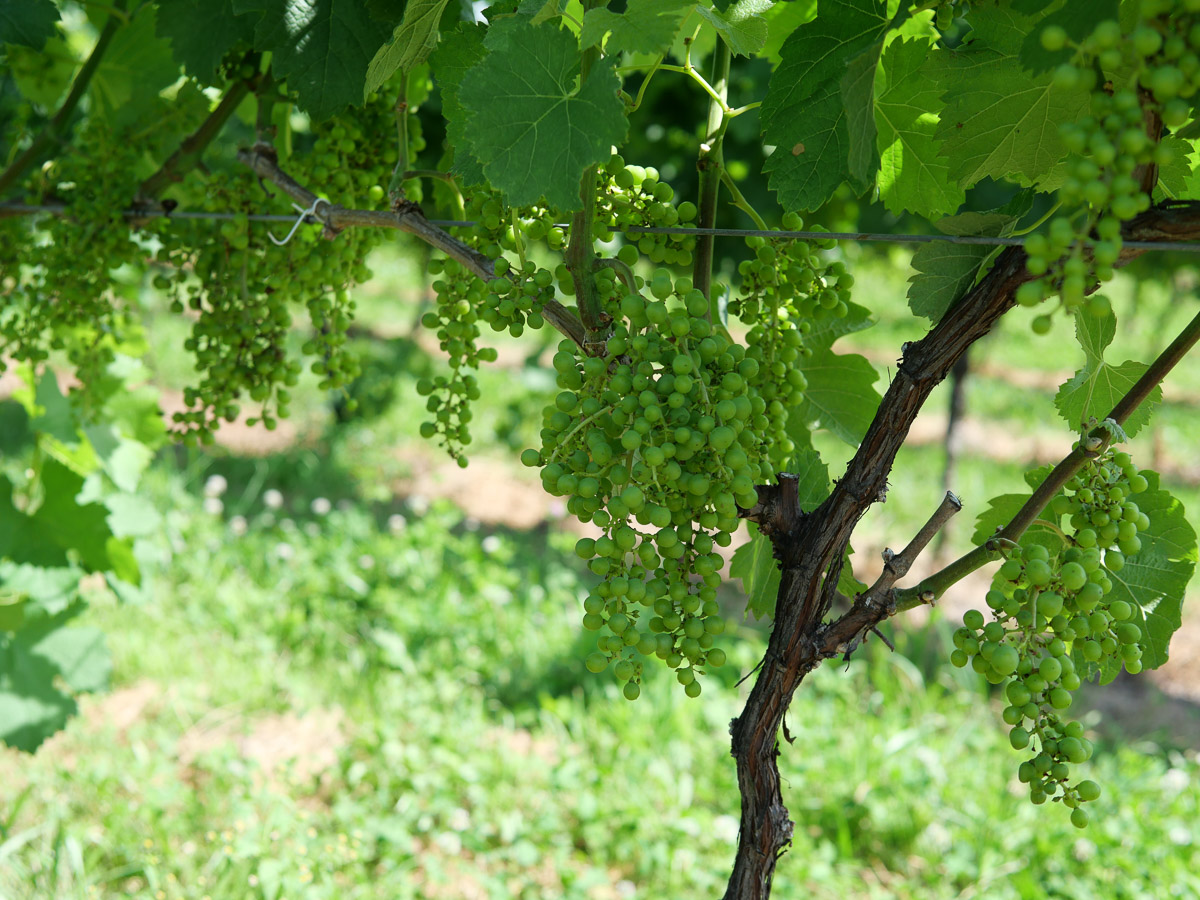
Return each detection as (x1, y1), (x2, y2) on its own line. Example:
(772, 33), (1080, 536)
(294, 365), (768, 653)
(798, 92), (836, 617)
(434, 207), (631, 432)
(595, 155), (698, 267)
(952, 449), (1151, 826)
(522, 266), (796, 699)
(419, 194), (558, 460)
(157, 94), (402, 440)
(1020, 1), (1200, 326)
(1, 121), (144, 392)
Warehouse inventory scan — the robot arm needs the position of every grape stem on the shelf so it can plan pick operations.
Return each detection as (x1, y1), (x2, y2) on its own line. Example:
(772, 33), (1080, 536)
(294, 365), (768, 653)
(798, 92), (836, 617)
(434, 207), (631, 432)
(693, 40), (731, 308)
(387, 72), (411, 203)
(0, 1), (126, 199)
(719, 170), (769, 231)
(565, 0), (609, 352)
(236, 145), (586, 347)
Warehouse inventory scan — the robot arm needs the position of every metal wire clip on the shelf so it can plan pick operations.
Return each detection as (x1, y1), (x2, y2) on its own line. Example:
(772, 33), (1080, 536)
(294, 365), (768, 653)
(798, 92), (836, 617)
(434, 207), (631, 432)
(268, 197), (328, 246)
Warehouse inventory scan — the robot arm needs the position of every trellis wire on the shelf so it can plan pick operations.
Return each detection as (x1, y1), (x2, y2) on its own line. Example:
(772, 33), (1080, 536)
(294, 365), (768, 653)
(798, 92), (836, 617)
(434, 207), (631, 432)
(3, 202), (1200, 253)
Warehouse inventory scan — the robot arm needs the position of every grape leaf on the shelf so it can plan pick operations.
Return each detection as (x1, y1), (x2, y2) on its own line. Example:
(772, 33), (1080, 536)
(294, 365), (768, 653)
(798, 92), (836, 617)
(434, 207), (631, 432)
(429, 23), (488, 187)
(906, 202), (1027, 322)
(1154, 136), (1194, 200)
(873, 37), (964, 217)
(0, 603), (110, 752)
(760, 0), (891, 211)
(760, 0), (817, 66)
(364, 0), (454, 96)
(795, 347), (881, 445)
(0, 0), (59, 49)
(697, 0), (772, 58)
(730, 523), (780, 619)
(1100, 472), (1196, 680)
(89, 5), (181, 127)
(232, 0), (395, 120)
(155, 0), (258, 84)
(0, 562), (81, 618)
(581, 0), (693, 56)
(458, 17), (628, 210)
(1054, 311), (1161, 438)
(804, 299), (874, 353)
(841, 39), (883, 189)
(935, 4), (1089, 189)
(907, 244), (991, 322)
(1018, 0), (1119, 75)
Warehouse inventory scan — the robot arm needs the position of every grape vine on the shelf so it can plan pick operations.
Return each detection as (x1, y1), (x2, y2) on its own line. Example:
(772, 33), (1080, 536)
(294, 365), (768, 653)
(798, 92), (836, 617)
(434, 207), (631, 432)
(3, 2), (1200, 898)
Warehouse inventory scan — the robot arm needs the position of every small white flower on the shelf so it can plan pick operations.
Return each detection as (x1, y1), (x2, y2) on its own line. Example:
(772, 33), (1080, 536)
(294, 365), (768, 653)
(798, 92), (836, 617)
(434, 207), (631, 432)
(275, 542), (294, 560)
(311, 497), (332, 516)
(409, 494), (430, 515)
(616, 880), (636, 898)
(448, 807), (470, 832)
(203, 497), (224, 516)
(387, 513), (407, 533)
(203, 474), (228, 498)
(482, 535), (502, 554)
(304, 522), (320, 538)
(263, 489), (284, 509)
(229, 515), (248, 536)
(358, 554), (375, 570)
(463, 517), (481, 532)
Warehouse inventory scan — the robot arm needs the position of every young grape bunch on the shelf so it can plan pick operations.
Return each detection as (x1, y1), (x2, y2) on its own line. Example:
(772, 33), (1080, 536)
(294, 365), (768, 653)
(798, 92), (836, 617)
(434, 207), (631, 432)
(952, 448), (1152, 826)
(1019, 0), (1200, 329)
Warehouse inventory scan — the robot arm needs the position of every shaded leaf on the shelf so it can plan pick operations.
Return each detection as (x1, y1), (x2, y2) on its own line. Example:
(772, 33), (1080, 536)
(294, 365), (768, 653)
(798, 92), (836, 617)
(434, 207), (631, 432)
(582, 0), (693, 56)
(365, 0), (454, 96)
(429, 22), (488, 187)
(233, 0), (395, 120)
(459, 17), (628, 209)
(0, 0), (59, 49)
(156, 0), (258, 84)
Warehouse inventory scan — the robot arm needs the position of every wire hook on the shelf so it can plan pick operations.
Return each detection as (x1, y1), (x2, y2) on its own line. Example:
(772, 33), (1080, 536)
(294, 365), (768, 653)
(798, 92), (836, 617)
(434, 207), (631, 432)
(268, 197), (327, 246)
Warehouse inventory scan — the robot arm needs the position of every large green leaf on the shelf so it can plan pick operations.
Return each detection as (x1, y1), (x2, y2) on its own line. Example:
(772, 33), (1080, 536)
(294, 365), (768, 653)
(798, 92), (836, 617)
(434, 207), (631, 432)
(0, 604), (110, 752)
(458, 17), (628, 210)
(1054, 311), (1161, 437)
(760, 0), (891, 211)
(906, 202), (1027, 322)
(233, 0), (395, 120)
(365, 0), (454, 96)
(429, 23), (488, 187)
(795, 347), (881, 445)
(89, 5), (181, 127)
(935, 5), (1089, 189)
(841, 39), (883, 189)
(730, 523), (780, 619)
(697, 0), (772, 58)
(0, 0), (59, 49)
(1100, 472), (1196, 679)
(156, 0), (259, 84)
(581, 0), (693, 56)
(873, 37), (963, 217)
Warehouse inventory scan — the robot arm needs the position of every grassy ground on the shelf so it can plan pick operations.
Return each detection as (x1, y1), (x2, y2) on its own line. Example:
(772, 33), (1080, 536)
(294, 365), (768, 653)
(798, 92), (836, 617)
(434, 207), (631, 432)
(2, 241), (1200, 898)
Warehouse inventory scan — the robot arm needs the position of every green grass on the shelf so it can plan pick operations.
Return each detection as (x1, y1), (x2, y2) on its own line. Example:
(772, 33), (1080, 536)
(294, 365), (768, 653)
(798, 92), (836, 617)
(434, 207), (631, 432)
(2, 461), (1199, 900)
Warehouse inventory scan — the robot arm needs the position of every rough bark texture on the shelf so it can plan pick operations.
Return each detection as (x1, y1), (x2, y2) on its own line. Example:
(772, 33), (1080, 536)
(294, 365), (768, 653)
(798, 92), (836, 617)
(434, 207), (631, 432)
(724, 201), (1200, 900)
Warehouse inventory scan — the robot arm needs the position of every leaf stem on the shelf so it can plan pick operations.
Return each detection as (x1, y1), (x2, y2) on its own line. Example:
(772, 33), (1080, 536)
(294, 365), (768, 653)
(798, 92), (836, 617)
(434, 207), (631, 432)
(388, 71), (411, 202)
(693, 40), (731, 307)
(0, 2), (126, 199)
